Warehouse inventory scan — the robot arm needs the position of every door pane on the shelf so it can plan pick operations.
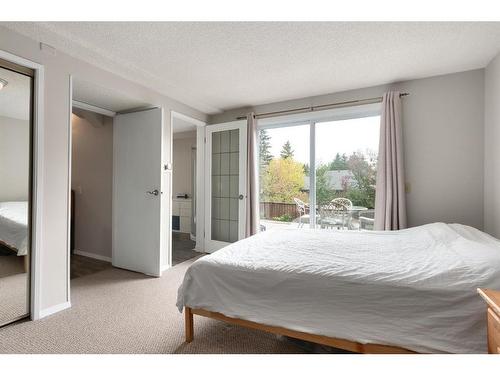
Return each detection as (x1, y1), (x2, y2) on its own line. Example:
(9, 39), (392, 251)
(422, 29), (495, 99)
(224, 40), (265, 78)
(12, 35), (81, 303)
(258, 124), (310, 231)
(211, 129), (239, 242)
(315, 116), (380, 231)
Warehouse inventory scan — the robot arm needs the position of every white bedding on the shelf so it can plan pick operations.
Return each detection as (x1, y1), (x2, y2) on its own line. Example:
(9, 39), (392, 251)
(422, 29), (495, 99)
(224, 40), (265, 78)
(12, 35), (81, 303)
(177, 223), (500, 353)
(0, 202), (28, 256)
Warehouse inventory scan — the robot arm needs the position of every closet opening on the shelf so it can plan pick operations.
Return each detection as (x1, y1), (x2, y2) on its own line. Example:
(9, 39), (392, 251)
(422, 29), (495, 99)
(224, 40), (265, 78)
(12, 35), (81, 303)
(70, 77), (166, 283)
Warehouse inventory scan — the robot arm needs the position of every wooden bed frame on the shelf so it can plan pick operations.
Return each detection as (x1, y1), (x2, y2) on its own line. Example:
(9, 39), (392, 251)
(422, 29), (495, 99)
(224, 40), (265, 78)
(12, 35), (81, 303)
(184, 307), (416, 354)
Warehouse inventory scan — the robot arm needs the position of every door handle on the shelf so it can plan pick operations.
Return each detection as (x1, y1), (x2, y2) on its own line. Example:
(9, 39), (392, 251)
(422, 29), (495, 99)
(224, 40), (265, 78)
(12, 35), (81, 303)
(238, 194), (244, 200)
(147, 189), (160, 196)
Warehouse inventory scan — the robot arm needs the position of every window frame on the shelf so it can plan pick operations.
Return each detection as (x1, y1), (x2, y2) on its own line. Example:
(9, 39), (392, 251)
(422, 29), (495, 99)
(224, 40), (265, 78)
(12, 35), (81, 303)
(257, 103), (381, 229)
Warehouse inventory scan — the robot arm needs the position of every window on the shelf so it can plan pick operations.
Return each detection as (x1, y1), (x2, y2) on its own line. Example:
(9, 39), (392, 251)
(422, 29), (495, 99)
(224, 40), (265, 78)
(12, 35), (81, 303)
(258, 107), (380, 231)
(259, 123), (310, 229)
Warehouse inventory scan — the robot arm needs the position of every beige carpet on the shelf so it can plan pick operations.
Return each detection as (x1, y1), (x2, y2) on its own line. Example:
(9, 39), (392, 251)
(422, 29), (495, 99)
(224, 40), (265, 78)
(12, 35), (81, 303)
(0, 273), (29, 325)
(0, 258), (305, 354)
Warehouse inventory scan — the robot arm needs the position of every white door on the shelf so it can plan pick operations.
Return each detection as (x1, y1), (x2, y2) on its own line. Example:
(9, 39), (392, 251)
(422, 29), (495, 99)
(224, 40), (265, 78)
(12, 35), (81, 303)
(112, 108), (164, 276)
(205, 121), (247, 252)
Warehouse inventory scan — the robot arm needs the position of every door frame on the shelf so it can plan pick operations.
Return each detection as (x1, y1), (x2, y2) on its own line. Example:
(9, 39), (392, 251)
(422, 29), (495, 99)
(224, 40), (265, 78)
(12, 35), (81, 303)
(0, 49), (45, 320)
(204, 120), (247, 253)
(168, 111), (206, 270)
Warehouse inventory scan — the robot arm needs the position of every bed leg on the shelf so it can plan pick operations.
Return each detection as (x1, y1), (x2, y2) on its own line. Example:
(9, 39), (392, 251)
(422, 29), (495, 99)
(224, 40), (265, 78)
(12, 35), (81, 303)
(185, 307), (194, 343)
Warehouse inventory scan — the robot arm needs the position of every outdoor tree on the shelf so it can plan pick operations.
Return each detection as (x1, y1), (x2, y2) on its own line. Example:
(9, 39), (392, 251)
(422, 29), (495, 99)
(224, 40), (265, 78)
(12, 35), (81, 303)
(345, 152), (377, 208)
(315, 164), (337, 205)
(314, 151), (378, 208)
(328, 153), (349, 170)
(259, 129), (273, 168)
(280, 140), (294, 159)
(261, 157), (306, 203)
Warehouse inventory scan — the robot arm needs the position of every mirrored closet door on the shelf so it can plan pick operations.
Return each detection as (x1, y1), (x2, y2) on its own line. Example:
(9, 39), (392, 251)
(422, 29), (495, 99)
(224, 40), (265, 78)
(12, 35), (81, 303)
(0, 59), (33, 326)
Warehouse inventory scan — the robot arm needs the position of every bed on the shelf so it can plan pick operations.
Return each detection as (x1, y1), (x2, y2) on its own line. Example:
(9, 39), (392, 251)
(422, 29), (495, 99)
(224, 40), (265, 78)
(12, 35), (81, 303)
(0, 201), (29, 257)
(177, 223), (500, 353)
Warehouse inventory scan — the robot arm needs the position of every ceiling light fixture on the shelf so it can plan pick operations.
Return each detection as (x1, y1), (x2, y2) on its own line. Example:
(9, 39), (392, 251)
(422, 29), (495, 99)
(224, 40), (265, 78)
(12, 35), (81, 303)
(0, 78), (8, 90)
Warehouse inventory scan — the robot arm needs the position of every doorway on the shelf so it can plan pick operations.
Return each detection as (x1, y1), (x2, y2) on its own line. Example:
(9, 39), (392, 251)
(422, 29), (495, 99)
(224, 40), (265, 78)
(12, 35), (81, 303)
(69, 78), (166, 280)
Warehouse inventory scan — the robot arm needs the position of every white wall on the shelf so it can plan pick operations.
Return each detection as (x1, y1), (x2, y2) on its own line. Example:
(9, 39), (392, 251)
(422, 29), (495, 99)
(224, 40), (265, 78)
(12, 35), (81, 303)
(71, 109), (113, 260)
(211, 69), (485, 229)
(0, 116), (29, 201)
(484, 52), (500, 238)
(173, 131), (196, 198)
(0, 26), (208, 314)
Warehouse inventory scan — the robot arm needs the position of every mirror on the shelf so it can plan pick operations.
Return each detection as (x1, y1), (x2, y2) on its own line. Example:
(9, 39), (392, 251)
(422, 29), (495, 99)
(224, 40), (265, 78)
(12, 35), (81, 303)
(0, 63), (33, 326)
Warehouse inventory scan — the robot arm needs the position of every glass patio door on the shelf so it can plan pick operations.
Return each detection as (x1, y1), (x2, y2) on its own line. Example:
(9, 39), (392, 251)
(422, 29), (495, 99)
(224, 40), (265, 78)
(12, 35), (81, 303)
(204, 121), (247, 252)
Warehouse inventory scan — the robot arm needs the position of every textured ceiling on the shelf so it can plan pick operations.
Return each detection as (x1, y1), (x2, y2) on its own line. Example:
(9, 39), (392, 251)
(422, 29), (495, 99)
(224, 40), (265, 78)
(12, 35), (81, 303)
(4, 22), (500, 114)
(0, 67), (31, 120)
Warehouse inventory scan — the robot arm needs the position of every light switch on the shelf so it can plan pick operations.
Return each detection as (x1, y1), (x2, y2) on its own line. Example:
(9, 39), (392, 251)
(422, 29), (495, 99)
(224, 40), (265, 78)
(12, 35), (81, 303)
(405, 182), (411, 194)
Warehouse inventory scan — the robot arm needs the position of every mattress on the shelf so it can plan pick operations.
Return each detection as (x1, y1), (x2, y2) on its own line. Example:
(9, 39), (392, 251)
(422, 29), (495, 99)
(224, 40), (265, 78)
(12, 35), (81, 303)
(0, 201), (28, 256)
(177, 223), (500, 353)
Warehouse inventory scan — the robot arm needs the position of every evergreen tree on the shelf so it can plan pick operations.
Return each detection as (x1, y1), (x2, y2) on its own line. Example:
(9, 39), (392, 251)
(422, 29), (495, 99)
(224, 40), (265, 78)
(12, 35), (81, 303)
(259, 129), (273, 168)
(328, 153), (349, 170)
(280, 140), (294, 159)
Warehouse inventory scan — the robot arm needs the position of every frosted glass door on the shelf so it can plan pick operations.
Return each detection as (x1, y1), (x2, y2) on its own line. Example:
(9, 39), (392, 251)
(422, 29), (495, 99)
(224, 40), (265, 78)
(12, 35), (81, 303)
(205, 121), (246, 252)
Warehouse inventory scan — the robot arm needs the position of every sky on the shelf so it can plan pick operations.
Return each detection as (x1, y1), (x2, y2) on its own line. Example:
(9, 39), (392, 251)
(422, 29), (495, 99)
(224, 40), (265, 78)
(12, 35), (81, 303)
(264, 116), (380, 165)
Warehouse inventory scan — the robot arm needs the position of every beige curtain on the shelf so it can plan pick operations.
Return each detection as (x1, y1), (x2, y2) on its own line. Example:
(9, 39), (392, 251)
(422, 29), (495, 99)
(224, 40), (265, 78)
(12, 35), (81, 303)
(374, 91), (407, 230)
(245, 113), (259, 236)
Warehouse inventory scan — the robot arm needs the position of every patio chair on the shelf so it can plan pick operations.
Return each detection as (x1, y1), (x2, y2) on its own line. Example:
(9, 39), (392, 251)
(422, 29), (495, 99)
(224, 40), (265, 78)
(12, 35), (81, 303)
(319, 198), (353, 230)
(359, 209), (375, 230)
(293, 198), (310, 228)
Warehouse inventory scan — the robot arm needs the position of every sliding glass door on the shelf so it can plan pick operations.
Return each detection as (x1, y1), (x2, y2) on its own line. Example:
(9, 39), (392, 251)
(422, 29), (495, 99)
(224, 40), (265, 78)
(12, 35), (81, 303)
(258, 111), (380, 231)
(259, 123), (310, 230)
(315, 117), (379, 230)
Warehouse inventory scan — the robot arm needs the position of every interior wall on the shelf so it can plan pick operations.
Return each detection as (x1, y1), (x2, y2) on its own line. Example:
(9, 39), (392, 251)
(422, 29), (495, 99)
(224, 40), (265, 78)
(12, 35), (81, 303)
(173, 131), (197, 198)
(0, 26), (208, 314)
(210, 69), (485, 230)
(484, 51), (500, 238)
(0, 116), (29, 201)
(71, 108), (113, 260)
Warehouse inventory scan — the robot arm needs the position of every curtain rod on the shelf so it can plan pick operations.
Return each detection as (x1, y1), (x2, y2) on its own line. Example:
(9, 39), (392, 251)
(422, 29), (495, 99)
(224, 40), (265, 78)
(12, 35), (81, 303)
(236, 92), (409, 120)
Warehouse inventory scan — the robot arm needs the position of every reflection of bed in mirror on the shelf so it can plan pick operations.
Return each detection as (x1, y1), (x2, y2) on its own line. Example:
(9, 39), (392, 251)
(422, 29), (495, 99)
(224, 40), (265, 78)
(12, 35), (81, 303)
(0, 201), (29, 272)
(0, 201), (30, 325)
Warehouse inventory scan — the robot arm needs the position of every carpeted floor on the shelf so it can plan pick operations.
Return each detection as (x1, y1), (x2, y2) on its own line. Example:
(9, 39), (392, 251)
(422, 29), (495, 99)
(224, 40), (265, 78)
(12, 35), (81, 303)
(0, 257), (306, 354)
(0, 255), (29, 326)
(0, 273), (29, 326)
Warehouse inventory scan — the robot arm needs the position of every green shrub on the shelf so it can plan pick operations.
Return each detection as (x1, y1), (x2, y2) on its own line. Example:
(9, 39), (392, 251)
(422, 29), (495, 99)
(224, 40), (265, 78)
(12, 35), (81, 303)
(272, 214), (293, 222)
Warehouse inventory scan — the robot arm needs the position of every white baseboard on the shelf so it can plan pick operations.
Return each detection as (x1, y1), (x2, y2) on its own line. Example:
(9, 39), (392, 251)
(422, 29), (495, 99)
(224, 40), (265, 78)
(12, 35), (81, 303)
(74, 249), (112, 262)
(39, 301), (71, 319)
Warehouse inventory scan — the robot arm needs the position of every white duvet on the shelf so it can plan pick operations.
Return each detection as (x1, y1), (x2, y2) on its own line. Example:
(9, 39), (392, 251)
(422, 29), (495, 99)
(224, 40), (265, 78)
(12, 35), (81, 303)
(0, 201), (28, 256)
(177, 223), (500, 353)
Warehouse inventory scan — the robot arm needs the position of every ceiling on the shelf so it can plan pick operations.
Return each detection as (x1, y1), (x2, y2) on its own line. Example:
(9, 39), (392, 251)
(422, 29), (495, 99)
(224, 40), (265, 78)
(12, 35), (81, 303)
(0, 66), (31, 120)
(173, 117), (198, 133)
(4, 22), (500, 114)
(73, 78), (151, 112)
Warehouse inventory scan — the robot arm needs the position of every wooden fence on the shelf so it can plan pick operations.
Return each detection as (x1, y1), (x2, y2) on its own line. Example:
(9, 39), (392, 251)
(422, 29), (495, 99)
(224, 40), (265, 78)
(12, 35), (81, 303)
(260, 202), (299, 220)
